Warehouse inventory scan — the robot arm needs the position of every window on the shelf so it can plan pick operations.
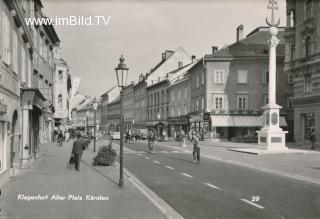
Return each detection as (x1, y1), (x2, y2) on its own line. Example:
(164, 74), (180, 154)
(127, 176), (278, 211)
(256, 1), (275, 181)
(171, 91), (175, 101)
(215, 97), (223, 109)
(178, 89), (181, 100)
(13, 31), (18, 73)
(262, 71), (269, 84)
(58, 70), (63, 82)
(196, 99), (199, 111)
(214, 70), (224, 84)
(201, 98), (204, 110)
(305, 36), (312, 57)
(238, 95), (248, 110)
(184, 87), (187, 99)
(2, 11), (11, 65)
(21, 47), (26, 83)
(305, 0), (312, 20)
(196, 75), (199, 88)
(178, 107), (181, 116)
(291, 44), (295, 61)
(304, 74), (312, 93)
(289, 10), (295, 27)
(287, 96), (293, 109)
(263, 94), (268, 106)
(184, 105), (187, 114)
(58, 94), (63, 109)
(237, 70), (248, 84)
(201, 72), (205, 85)
(288, 74), (293, 84)
(171, 108), (174, 117)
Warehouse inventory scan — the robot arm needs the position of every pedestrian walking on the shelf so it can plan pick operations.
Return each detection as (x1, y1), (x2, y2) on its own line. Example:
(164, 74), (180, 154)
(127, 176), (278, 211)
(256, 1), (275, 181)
(57, 131), (64, 147)
(65, 130), (70, 142)
(148, 130), (156, 153)
(310, 128), (316, 150)
(71, 134), (86, 171)
(192, 132), (200, 162)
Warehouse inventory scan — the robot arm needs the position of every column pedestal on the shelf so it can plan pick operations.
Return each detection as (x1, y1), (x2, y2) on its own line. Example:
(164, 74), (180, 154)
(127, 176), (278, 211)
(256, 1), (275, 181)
(257, 103), (288, 151)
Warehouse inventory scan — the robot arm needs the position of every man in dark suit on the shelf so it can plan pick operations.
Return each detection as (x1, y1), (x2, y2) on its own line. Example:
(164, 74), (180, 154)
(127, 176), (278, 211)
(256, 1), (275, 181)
(72, 134), (85, 171)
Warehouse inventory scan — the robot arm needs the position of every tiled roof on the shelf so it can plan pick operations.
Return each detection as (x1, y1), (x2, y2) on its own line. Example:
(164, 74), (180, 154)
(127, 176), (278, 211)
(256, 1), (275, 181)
(204, 27), (285, 59)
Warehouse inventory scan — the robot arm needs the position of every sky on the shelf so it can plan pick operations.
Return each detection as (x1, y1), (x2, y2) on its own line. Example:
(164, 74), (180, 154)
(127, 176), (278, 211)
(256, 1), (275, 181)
(43, 0), (286, 98)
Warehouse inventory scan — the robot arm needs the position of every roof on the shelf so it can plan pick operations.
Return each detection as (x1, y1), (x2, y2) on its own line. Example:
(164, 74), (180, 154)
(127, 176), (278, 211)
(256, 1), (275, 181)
(146, 61), (198, 89)
(204, 26), (285, 59)
(101, 86), (118, 97)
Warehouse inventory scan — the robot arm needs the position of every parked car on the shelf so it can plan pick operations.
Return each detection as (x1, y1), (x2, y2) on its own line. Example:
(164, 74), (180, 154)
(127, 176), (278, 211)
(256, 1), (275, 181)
(111, 131), (120, 140)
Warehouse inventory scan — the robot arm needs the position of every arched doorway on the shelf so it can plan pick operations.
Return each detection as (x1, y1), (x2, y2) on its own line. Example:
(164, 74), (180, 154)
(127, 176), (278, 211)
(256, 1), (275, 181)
(10, 110), (20, 170)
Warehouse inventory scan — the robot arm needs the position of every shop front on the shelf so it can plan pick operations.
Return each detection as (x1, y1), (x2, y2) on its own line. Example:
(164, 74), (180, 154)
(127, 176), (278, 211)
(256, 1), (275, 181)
(210, 114), (287, 142)
(145, 121), (168, 140)
(168, 116), (188, 139)
(21, 88), (45, 167)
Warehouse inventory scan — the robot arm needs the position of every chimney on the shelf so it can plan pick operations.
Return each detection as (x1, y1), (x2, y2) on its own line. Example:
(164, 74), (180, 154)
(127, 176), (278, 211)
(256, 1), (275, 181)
(162, 53), (166, 61)
(191, 55), (196, 62)
(236, 24), (244, 42)
(178, 61), (183, 68)
(164, 50), (174, 60)
(212, 46), (218, 54)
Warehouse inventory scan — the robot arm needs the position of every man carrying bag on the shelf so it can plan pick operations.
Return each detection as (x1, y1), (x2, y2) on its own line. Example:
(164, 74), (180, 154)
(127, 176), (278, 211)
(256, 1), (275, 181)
(71, 134), (86, 171)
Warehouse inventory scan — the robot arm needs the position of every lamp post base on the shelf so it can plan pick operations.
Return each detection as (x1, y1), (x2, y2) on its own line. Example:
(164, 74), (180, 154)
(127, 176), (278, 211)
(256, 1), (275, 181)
(119, 179), (124, 188)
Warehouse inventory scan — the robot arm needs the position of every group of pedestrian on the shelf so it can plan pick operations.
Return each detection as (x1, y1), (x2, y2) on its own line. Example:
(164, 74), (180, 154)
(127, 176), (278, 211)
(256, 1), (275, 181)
(125, 130), (136, 143)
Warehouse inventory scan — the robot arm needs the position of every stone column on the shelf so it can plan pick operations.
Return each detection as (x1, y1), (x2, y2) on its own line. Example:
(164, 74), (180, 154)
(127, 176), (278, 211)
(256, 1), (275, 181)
(256, 27), (288, 151)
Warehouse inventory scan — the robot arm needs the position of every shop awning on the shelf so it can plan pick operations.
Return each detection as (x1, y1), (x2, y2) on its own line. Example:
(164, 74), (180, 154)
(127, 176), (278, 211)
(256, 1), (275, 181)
(189, 115), (203, 123)
(145, 121), (168, 127)
(211, 115), (287, 127)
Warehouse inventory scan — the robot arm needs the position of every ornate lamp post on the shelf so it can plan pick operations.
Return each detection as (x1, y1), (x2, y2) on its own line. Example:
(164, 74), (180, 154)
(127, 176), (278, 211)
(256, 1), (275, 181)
(85, 110), (89, 134)
(115, 55), (129, 188)
(257, 0), (287, 151)
(92, 99), (98, 152)
(157, 113), (161, 140)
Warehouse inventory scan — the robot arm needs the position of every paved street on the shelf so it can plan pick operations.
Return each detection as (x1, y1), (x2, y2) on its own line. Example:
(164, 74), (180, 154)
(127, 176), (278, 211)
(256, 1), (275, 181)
(114, 140), (320, 219)
(1, 141), (167, 219)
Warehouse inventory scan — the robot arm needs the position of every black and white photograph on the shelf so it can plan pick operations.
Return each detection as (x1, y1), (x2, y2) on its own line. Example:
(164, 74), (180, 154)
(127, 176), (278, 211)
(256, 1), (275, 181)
(0, 0), (320, 218)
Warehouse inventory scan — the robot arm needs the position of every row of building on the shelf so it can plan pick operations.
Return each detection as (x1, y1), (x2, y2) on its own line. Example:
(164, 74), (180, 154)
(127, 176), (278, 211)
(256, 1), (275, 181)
(97, 26), (294, 143)
(0, 0), (73, 187)
(73, 0), (319, 148)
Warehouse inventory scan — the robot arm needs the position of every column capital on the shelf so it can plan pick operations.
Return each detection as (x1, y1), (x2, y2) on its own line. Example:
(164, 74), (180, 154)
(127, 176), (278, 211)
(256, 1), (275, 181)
(269, 36), (280, 47)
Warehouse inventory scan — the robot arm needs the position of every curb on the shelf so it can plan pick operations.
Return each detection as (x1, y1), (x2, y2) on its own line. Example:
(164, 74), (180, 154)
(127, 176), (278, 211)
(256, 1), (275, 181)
(111, 143), (184, 219)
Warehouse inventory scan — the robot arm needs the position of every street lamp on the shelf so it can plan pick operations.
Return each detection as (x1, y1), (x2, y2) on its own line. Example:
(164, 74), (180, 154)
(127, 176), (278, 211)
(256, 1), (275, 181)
(92, 99), (98, 153)
(115, 55), (129, 188)
(157, 113), (160, 140)
(85, 110), (89, 134)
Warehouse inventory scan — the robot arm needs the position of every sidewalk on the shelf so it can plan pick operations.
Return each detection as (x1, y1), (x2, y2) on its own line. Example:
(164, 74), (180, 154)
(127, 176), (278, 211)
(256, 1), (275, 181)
(1, 140), (169, 219)
(154, 140), (320, 185)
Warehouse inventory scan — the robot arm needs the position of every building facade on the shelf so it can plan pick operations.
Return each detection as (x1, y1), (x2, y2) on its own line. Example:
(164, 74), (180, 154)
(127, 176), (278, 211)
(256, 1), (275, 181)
(122, 82), (135, 131)
(106, 98), (121, 132)
(284, 0), (320, 145)
(134, 48), (192, 131)
(100, 86), (119, 131)
(0, 0), (61, 187)
(53, 57), (70, 130)
(188, 26), (293, 142)
(168, 70), (191, 137)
